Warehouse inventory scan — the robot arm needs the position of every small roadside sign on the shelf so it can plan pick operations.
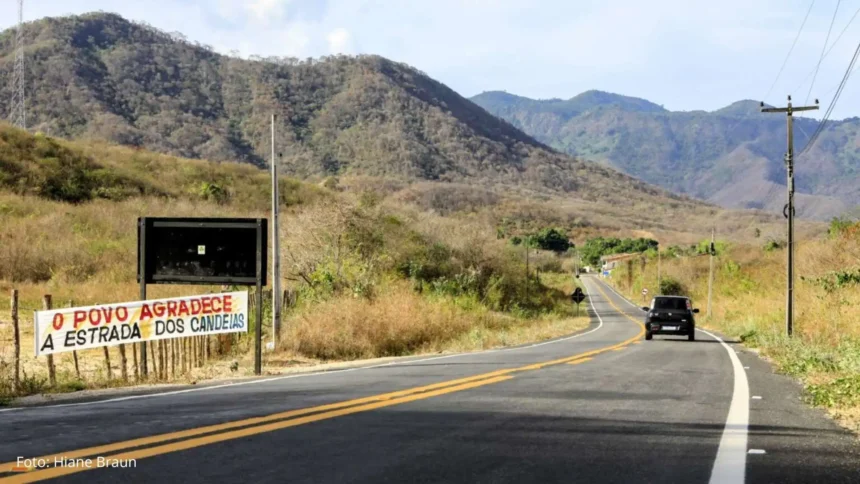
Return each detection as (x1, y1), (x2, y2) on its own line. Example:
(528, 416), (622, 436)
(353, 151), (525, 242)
(571, 287), (586, 308)
(642, 288), (648, 296)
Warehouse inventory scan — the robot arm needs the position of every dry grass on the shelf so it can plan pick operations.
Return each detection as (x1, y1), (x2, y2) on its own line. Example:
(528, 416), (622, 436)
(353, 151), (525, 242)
(282, 282), (588, 360)
(607, 230), (860, 431)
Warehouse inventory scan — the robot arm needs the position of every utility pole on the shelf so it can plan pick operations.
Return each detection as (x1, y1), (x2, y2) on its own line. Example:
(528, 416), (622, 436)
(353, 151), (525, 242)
(707, 227), (715, 319)
(761, 95), (818, 337)
(271, 114), (281, 347)
(525, 243), (530, 303)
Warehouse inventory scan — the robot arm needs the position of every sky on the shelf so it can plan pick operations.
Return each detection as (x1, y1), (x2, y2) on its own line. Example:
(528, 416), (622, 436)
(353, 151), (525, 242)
(2, 0), (860, 119)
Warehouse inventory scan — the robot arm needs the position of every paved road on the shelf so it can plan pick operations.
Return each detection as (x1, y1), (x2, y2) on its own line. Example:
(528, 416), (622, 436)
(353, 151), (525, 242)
(1, 276), (858, 483)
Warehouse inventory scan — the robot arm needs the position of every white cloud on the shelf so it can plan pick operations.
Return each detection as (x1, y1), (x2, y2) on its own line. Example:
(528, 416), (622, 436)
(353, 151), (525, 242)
(326, 28), (352, 54)
(245, 0), (291, 23)
(282, 24), (312, 57)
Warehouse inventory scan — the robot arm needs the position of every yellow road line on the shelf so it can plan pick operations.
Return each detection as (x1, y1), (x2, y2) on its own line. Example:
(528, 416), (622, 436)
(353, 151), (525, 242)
(0, 369), (514, 474)
(592, 281), (645, 326)
(2, 278), (644, 482)
(612, 347), (626, 351)
(1, 376), (514, 484)
(566, 357), (593, 365)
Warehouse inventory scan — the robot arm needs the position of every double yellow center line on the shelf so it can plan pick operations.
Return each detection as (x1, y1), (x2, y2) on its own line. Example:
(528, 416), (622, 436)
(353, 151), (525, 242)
(1, 279), (643, 483)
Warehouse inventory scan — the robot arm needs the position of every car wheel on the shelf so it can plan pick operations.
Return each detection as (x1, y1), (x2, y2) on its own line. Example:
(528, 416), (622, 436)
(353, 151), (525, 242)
(688, 330), (695, 342)
(645, 331), (652, 341)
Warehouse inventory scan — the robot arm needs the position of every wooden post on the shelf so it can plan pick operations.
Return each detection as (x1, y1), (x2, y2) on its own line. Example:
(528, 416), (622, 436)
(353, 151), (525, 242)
(132, 343), (139, 381)
(171, 339), (176, 379)
(102, 346), (113, 381)
(67, 301), (80, 380)
(191, 336), (197, 368)
(161, 341), (167, 380)
(119, 344), (128, 382)
(627, 260), (633, 292)
(42, 295), (56, 387)
(11, 290), (20, 391)
(149, 341), (157, 380)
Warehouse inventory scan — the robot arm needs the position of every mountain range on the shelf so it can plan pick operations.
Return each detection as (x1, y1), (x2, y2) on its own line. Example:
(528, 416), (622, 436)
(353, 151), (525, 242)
(0, 12), (811, 241)
(470, 90), (860, 220)
(0, 13), (719, 215)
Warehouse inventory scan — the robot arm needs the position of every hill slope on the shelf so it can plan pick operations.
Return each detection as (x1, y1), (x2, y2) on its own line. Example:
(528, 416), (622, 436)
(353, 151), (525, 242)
(471, 91), (860, 219)
(0, 12), (703, 215)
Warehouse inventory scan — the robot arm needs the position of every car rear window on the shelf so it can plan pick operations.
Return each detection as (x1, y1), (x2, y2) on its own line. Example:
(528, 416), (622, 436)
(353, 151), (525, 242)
(652, 298), (689, 311)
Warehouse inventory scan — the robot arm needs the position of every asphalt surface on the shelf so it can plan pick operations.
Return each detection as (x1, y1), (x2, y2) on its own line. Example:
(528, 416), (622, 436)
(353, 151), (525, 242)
(1, 276), (858, 483)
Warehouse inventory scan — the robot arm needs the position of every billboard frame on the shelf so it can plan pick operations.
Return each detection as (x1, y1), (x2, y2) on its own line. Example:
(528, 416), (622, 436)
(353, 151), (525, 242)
(137, 217), (267, 376)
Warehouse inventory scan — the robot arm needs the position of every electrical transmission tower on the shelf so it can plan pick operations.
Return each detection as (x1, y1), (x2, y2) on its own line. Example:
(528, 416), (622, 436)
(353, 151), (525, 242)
(9, 0), (26, 129)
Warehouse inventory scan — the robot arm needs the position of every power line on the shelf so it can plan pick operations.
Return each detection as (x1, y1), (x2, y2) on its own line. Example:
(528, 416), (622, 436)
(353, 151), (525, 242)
(792, 4), (860, 94)
(806, 0), (842, 104)
(764, 0), (817, 103)
(818, 49), (860, 99)
(799, 41), (860, 156)
(723, 2), (819, 139)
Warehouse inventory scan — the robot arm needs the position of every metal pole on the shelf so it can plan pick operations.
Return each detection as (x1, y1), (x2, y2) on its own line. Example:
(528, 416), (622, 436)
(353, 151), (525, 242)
(138, 218), (148, 378)
(255, 219), (264, 375)
(707, 227), (714, 319)
(657, 250), (661, 295)
(271, 114), (280, 347)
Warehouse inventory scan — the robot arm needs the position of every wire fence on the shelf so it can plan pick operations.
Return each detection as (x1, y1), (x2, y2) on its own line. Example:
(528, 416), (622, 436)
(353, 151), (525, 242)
(1, 288), (297, 399)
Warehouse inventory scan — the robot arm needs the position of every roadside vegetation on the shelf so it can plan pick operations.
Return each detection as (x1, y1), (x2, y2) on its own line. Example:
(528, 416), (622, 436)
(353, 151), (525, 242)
(603, 218), (860, 432)
(0, 125), (588, 404)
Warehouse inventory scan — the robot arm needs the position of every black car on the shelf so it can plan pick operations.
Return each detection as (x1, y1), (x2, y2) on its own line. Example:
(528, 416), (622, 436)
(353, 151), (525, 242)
(642, 296), (700, 341)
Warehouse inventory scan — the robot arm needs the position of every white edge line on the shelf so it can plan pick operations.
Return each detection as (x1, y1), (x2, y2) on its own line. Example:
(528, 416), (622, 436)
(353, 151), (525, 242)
(595, 277), (750, 484)
(1, 283), (607, 413)
(584, 278), (607, 327)
(702, 327), (750, 484)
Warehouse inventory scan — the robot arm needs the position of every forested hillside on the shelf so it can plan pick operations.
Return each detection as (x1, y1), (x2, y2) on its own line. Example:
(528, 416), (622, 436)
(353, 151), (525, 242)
(0, 11), (701, 214)
(472, 91), (860, 219)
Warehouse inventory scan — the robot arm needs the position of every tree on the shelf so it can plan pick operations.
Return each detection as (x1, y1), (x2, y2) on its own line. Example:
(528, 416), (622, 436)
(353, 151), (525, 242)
(579, 236), (658, 266)
(530, 227), (571, 253)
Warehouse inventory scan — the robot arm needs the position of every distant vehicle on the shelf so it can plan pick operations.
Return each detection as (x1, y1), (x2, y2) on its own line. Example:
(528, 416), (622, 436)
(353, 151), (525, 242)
(642, 296), (699, 341)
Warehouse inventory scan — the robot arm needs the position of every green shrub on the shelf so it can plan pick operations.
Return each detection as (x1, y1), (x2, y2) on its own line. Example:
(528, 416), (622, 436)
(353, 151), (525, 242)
(660, 276), (686, 296)
(18, 371), (49, 395)
(763, 240), (784, 252)
(828, 216), (856, 239)
(530, 227), (572, 253)
(807, 375), (860, 407)
(196, 182), (230, 204)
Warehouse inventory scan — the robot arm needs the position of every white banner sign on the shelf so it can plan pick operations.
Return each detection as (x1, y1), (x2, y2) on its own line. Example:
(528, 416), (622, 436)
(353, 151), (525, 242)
(34, 292), (248, 356)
